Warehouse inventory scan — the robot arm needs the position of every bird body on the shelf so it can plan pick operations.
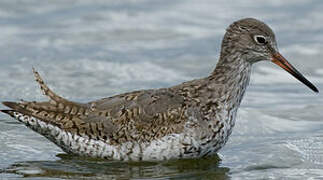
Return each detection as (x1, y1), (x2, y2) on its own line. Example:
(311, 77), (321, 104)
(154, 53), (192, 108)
(1, 18), (318, 161)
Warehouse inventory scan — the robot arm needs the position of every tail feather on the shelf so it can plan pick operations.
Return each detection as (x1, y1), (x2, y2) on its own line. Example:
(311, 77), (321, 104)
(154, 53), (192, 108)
(2, 101), (31, 115)
(0, 68), (105, 151)
(32, 68), (88, 113)
(32, 67), (70, 106)
(32, 68), (88, 108)
(1, 68), (91, 122)
(0, 109), (16, 117)
(1, 101), (76, 128)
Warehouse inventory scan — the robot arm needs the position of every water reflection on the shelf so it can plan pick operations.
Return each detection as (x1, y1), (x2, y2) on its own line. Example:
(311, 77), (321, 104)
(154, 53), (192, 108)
(2, 154), (229, 179)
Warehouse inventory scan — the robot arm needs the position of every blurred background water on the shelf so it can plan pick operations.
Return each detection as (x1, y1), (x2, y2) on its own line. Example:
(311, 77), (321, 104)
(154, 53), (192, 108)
(0, 0), (323, 179)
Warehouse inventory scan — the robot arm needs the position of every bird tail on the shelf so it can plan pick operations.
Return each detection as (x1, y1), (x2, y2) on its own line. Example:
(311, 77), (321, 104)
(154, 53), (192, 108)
(0, 109), (16, 117)
(31, 67), (75, 106)
(0, 68), (89, 124)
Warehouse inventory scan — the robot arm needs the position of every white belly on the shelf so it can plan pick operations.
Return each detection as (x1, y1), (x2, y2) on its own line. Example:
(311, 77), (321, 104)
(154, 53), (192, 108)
(13, 112), (228, 161)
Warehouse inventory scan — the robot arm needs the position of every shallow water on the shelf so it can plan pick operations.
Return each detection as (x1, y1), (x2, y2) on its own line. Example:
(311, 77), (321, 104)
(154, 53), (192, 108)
(0, 0), (323, 179)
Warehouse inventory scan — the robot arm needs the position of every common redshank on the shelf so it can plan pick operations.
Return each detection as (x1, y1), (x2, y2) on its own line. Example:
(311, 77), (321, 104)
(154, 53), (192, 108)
(1, 18), (318, 161)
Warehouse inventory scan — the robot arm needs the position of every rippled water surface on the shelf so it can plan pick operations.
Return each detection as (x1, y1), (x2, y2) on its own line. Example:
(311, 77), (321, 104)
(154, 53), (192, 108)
(1, 0), (323, 179)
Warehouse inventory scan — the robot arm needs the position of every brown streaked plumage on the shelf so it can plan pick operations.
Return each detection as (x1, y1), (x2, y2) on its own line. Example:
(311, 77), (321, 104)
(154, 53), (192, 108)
(0, 18), (319, 161)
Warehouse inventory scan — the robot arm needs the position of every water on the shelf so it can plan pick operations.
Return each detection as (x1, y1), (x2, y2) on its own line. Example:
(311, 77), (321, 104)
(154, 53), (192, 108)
(0, 0), (323, 179)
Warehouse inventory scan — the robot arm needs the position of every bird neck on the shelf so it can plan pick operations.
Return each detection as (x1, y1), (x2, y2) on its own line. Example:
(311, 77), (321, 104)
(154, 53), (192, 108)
(210, 51), (252, 108)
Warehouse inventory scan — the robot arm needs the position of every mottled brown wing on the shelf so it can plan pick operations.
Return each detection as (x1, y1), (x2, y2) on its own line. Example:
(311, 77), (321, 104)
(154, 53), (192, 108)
(82, 88), (187, 144)
(2, 69), (187, 144)
(90, 88), (185, 121)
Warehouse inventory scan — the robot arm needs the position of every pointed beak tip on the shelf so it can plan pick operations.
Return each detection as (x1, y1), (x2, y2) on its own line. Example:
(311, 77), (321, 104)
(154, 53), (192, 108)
(271, 52), (319, 94)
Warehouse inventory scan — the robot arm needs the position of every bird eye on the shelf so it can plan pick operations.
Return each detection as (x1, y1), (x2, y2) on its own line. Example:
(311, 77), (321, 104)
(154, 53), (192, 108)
(254, 35), (267, 45)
